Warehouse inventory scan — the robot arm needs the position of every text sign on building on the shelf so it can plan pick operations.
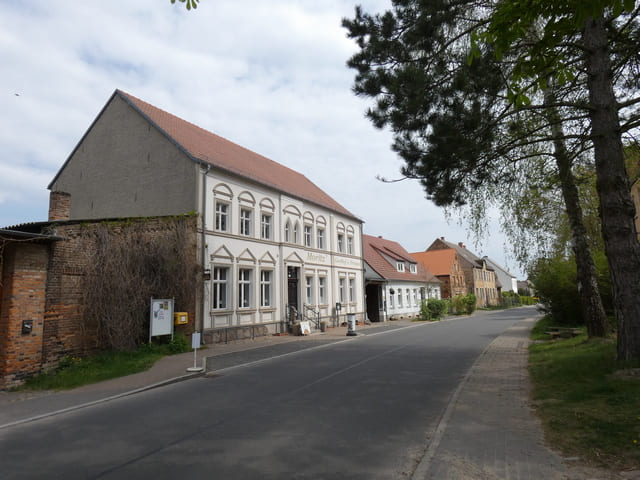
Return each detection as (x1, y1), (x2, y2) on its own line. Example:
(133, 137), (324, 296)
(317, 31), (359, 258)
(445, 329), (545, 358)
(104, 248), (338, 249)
(150, 298), (174, 339)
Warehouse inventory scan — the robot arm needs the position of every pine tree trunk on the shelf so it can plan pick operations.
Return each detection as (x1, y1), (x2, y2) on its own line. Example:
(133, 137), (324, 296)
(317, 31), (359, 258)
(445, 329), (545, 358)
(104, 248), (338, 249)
(583, 18), (640, 360)
(544, 86), (611, 337)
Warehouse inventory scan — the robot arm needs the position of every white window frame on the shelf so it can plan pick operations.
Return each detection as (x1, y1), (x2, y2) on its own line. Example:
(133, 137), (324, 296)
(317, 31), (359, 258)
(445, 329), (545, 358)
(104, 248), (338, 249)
(261, 213), (272, 240)
(305, 276), (314, 304)
(304, 225), (313, 248)
(348, 278), (355, 303)
(317, 228), (325, 250)
(215, 202), (229, 232)
(337, 233), (344, 253)
(240, 208), (252, 237)
(406, 289), (410, 307)
(397, 262), (405, 272)
(318, 276), (327, 304)
(389, 289), (394, 308)
(260, 270), (272, 308)
(212, 266), (229, 309)
(238, 268), (252, 308)
(339, 277), (346, 303)
(285, 220), (291, 243)
(347, 235), (354, 255)
(398, 288), (403, 307)
(410, 264), (417, 274)
(293, 222), (300, 244)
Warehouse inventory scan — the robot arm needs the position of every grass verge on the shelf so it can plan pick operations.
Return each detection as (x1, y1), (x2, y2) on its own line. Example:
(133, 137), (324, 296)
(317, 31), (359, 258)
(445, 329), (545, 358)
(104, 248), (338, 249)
(529, 318), (640, 471)
(14, 334), (191, 391)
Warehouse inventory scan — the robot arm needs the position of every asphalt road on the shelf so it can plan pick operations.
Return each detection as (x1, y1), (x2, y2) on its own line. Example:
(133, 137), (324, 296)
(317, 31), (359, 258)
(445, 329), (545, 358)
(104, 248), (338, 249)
(0, 308), (533, 479)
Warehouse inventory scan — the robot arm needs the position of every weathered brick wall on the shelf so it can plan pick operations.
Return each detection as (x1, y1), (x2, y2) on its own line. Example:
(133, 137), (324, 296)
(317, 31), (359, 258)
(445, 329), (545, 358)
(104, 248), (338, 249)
(42, 216), (199, 368)
(48, 191), (71, 221)
(0, 243), (49, 389)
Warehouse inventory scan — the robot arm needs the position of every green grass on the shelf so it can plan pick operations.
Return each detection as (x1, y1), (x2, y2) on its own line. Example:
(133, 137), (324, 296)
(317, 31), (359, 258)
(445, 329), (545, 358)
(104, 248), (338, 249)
(15, 334), (191, 391)
(529, 319), (640, 470)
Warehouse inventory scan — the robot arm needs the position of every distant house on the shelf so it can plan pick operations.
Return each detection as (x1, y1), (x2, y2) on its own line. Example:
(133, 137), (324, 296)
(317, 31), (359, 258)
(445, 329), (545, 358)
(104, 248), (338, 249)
(363, 235), (440, 322)
(426, 238), (499, 307)
(482, 257), (518, 294)
(410, 248), (467, 299)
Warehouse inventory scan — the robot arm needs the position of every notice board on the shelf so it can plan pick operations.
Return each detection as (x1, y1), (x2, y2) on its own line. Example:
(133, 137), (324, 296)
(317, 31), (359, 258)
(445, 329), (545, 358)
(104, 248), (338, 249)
(150, 298), (174, 339)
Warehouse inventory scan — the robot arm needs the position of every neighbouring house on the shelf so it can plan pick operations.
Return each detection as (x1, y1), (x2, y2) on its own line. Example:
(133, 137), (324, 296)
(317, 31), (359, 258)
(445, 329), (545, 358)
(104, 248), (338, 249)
(363, 235), (440, 322)
(47, 89), (365, 339)
(517, 280), (535, 296)
(410, 248), (466, 299)
(426, 237), (499, 307)
(482, 257), (518, 294)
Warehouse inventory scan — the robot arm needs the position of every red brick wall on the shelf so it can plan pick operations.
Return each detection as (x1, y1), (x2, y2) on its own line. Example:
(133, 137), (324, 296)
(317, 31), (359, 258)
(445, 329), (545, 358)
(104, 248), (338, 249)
(48, 191), (71, 221)
(0, 243), (49, 389)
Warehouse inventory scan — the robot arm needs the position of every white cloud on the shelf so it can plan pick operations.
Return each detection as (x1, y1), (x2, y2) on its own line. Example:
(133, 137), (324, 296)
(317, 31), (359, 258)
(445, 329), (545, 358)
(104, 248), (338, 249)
(0, 0), (523, 277)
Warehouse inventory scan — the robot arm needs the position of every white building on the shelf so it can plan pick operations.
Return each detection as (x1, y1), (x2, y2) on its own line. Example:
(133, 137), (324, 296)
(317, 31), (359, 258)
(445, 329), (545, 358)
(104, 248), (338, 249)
(363, 235), (441, 322)
(48, 89), (365, 337)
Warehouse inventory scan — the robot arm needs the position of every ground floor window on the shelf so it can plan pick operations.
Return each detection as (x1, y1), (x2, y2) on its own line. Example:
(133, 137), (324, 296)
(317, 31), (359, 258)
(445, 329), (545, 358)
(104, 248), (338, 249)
(238, 268), (252, 308)
(260, 270), (272, 307)
(213, 266), (229, 309)
(318, 276), (326, 304)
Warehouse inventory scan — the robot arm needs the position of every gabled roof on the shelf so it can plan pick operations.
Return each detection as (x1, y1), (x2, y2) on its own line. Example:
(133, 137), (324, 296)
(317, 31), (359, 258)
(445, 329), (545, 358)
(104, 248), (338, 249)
(482, 256), (516, 278)
(364, 234), (439, 283)
(427, 238), (493, 271)
(410, 249), (457, 276)
(50, 89), (359, 221)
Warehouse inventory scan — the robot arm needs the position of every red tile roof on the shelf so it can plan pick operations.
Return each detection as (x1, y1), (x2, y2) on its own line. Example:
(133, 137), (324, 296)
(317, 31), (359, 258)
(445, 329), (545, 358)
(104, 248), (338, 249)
(364, 235), (439, 283)
(117, 90), (359, 220)
(410, 249), (457, 276)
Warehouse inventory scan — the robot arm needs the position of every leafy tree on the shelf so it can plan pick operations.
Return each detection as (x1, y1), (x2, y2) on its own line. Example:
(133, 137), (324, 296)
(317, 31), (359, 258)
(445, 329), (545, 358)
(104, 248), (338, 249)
(343, 0), (611, 337)
(170, 0), (199, 10)
(477, 0), (640, 360)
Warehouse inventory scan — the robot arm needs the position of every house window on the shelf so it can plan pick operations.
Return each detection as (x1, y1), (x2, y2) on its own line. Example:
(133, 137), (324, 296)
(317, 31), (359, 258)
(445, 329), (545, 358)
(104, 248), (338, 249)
(285, 220), (291, 243)
(238, 269), (252, 308)
(389, 289), (394, 308)
(339, 277), (346, 303)
(337, 234), (344, 253)
(305, 276), (314, 304)
(397, 262), (405, 272)
(293, 222), (300, 244)
(318, 276), (327, 304)
(406, 289), (411, 306)
(413, 289), (418, 306)
(212, 267), (229, 309)
(304, 225), (313, 247)
(260, 270), (272, 307)
(317, 228), (325, 250)
(410, 264), (417, 274)
(349, 278), (355, 303)
(397, 288), (403, 307)
(240, 208), (252, 236)
(261, 214), (271, 240)
(215, 202), (229, 232)
(347, 235), (354, 254)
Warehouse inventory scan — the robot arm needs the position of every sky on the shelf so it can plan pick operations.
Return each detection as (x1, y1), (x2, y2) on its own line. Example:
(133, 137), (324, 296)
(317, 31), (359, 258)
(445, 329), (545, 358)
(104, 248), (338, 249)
(0, 0), (524, 278)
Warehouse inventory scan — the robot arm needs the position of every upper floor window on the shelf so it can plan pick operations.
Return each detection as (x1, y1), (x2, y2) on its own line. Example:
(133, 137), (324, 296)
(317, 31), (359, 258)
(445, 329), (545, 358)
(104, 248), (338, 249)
(285, 220), (291, 243)
(347, 235), (354, 255)
(240, 208), (252, 236)
(261, 214), (272, 240)
(215, 202), (229, 232)
(337, 233), (345, 253)
(317, 228), (325, 250)
(397, 262), (405, 272)
(293, 222), (300, 244)
(409, 264), (417, 274)
(304, 225), (313, 247)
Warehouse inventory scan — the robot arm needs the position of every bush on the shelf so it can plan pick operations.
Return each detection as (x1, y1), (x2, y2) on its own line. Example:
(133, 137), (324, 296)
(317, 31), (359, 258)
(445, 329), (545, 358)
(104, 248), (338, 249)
(427, 298), (449, 320)
(420, 300), (432, 321)
(501, 291), (521, 308)
(530, 253), (612, 326)
(461, 294), (476, 314)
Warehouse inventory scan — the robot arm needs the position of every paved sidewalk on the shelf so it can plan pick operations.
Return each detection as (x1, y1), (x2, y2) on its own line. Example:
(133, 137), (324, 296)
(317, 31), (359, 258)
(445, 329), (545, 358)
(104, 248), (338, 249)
(412, 318), (630, 480)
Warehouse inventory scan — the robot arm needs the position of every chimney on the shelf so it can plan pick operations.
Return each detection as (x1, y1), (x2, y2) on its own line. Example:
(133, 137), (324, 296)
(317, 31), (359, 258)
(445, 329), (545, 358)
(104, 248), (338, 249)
(458, 242), (465, 248)
(48, 191), (71, 221)
(440, 236), (444, 240)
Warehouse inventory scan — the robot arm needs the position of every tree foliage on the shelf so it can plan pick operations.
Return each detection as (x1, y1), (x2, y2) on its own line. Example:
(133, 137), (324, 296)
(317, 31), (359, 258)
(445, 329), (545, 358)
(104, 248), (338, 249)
(170, 0), (199, 11)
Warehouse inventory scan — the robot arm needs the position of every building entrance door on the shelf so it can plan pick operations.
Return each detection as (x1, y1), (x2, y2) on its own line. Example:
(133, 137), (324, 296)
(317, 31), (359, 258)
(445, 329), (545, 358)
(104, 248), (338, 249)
(287, 266), (299, 318)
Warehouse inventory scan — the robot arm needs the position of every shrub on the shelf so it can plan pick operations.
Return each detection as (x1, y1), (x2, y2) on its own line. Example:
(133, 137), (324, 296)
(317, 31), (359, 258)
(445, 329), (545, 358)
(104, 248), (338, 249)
(462, 294), (477, 314)
(420, 300), (432, 321)
(427, 298), (449, 320)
